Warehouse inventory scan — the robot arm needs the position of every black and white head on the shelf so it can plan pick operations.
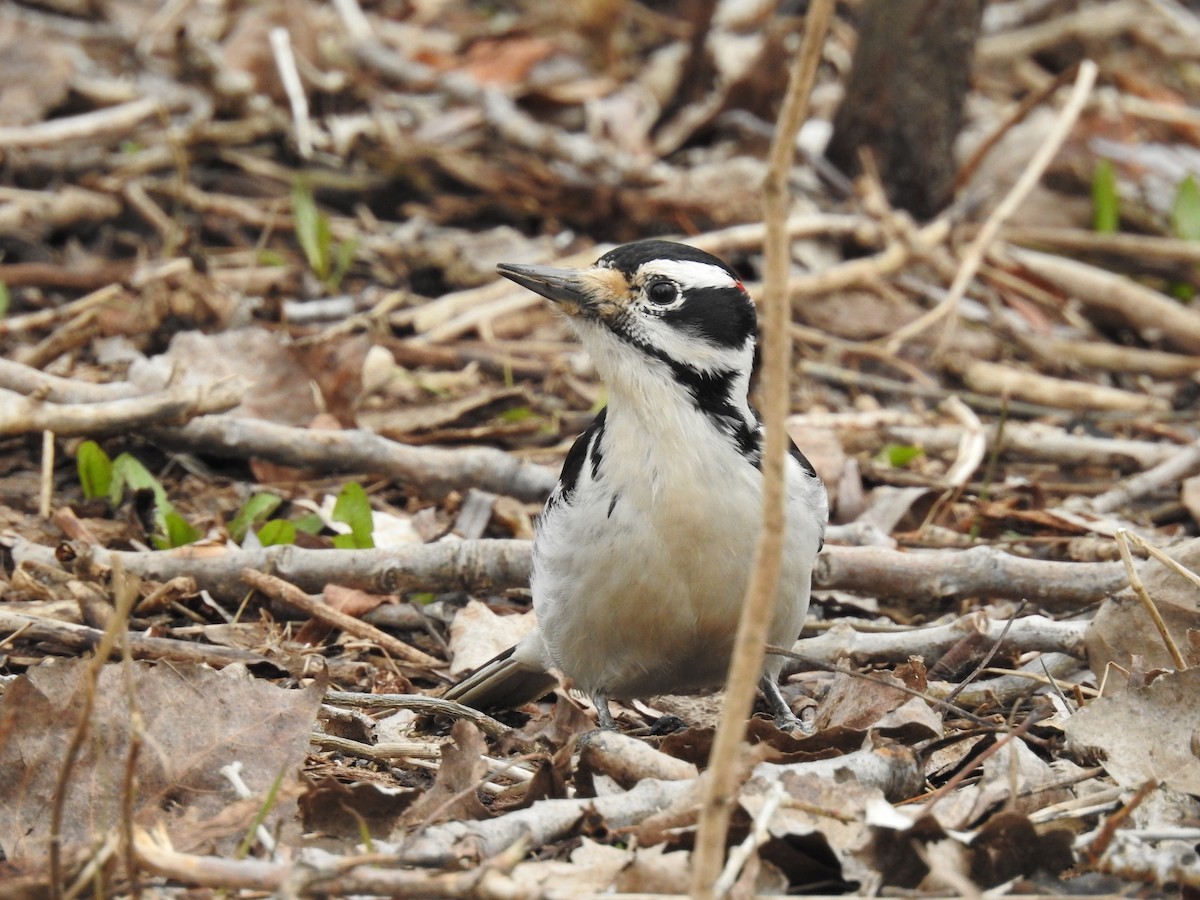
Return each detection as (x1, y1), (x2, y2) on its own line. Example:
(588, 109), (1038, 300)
(497, 240), (761, 459)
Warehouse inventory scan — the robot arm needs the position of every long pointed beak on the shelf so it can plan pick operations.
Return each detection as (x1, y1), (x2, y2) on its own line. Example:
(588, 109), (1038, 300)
(496, 262), (588, 307)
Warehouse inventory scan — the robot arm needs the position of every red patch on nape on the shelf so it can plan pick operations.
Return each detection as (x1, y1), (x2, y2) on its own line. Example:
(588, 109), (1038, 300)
(735, 280), (746, 293)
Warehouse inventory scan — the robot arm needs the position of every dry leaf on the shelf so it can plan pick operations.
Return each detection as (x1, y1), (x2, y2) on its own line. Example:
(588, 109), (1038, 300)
(448, 599), (537, 676)
(1086, 538), (1200, 686)
(1064, 666), (1200, 795)
(397, 720), (492, 830)
(0, 660), (323, 873)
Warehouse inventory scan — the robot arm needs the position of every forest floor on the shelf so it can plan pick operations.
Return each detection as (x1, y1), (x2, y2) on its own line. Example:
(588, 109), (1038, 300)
(1, 0), (1200, 897)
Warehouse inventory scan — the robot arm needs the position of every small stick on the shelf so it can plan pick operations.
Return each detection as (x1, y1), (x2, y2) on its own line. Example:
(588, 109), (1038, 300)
(39, 430), (54, 519)
(0, 97), (163, 149)
(1122, 531), (1200, 595)
(1114, 530), (1187, 670)
(240, 568), (443, 669)
(884, 60), (1099, 355)
(691, 3), (836, 896)
(1088, 439), (1200, 514)
(324, 690), (512, 738)
(269, 27), (313, 159)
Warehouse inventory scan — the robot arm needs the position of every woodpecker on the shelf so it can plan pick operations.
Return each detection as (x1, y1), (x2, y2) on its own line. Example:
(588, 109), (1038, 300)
(444, 240), (828, 730)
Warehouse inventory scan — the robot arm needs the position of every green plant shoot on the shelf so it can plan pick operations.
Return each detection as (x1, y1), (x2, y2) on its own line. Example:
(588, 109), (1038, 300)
(1091, 160), (1119, 233)
(76, 441), (113, 501)
(332, 482), (375, 549)
(1171, 175), (1200, 242)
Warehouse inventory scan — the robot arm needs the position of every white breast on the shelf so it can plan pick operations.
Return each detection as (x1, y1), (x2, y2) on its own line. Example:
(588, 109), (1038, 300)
(530, 390), (826, 700)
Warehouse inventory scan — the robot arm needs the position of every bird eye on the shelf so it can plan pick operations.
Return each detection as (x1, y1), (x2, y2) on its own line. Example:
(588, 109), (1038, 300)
(645, 279), (679, 306)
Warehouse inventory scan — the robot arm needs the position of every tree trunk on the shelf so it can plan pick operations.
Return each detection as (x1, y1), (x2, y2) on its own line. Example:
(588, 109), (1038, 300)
(826, 0), (985, 220)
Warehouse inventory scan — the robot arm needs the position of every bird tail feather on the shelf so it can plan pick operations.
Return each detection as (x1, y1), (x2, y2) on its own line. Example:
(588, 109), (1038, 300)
(442, 645), (558, 711)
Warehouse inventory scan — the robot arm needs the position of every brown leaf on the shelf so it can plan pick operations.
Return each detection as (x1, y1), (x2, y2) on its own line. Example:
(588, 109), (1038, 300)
(968, 811), (1073, 886)
(323, 584), (392, 618)
(1086, 538), (1200, 685)
(448, 599), (537, 677)
(137, 329), (321, 426)
(462, 37), (557, 87)
(1063, 666), (1200, 795)
(817, 671), (911, 731)
(0, 660), (323, 873)
(299, 776), (419, 838)
(398, 720), (492, 830)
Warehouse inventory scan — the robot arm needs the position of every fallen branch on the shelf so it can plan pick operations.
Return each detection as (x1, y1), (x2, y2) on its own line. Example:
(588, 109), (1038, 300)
(8, 538), (533, 601)
(813, 545), (1126, 609)
(882, 422), (1179, 470)
(0, 356), (137, 402)
(392, 776), (693, 867)
(1011, 247), (1200, 354)
(1083, 439), (1200, 515)
(0, 97), (165, 149)
(146, 416), (558, 503)
(0, 610), (274, 669)
(943, 354), (1170, 414)
(0, 382), (243, 437)
(787, 614), (1088, 670)
(241, 569), (443, 669)
(7, 538), (1128, 608)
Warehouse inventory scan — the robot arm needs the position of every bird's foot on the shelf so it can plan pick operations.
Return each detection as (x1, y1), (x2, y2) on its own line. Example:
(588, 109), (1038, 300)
(592, 693), (618, 730)
(759, 675), (816, 735)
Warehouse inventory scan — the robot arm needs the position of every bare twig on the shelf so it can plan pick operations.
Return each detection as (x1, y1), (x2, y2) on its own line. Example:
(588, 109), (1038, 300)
(323, 690), (512, 738)
(0, 382), (244, 437)
(942, 354), (1170, 414)
(1011, 247), (1200, 354)
(0, 609), (276, 669)
(1114, 530), (1187, 670)
(692, 3), (836, 896)
(0, 97), (164, 150)
(240, 569), (444, 669)
(39, 431), (54, 520)
(885, 60), (1098, 354)
(1000, 225), (1200, 266)
(269, 27), (314, 159)
(788, 613), (1088, 671)
(1085, 439), (1200, 514)
(0, 284), (124, 338)
(1121, 531), (1200, 595)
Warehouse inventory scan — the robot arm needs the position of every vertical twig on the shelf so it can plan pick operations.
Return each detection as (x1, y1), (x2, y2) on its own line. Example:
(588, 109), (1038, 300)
(1114, 529), (1187, 670)
(689, 2), (836, 897)
(39, 430), (54, 519)
(270, 27), (314, 159)
(1123, 530), (1200, 595)
(883, 59), (1098, 355)
(48, 560), (138, 898)
(114, 559), (144, 900)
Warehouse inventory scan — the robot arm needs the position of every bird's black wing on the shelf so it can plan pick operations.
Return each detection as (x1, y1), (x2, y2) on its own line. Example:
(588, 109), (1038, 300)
(788, 437), (818, 479)
(545, 407), (608, 512)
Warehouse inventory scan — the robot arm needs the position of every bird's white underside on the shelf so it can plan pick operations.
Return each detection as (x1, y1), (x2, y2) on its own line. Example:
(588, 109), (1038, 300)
(516, 327), (828, 699)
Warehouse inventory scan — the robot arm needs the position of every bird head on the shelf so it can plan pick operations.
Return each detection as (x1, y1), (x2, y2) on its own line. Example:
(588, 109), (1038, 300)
(497, 240), (758, 388)
(498, 240), (762, 457)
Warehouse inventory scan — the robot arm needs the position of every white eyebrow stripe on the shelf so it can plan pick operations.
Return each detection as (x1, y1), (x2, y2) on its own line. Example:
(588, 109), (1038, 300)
(639, 259), (737, 290)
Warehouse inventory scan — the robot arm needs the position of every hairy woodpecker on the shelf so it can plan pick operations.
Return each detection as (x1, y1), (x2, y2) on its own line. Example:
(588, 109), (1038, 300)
(444, 240), (828, 730)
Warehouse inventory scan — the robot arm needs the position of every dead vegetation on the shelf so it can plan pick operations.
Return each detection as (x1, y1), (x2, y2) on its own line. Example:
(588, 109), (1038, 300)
(1, 0), (1200, 896)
